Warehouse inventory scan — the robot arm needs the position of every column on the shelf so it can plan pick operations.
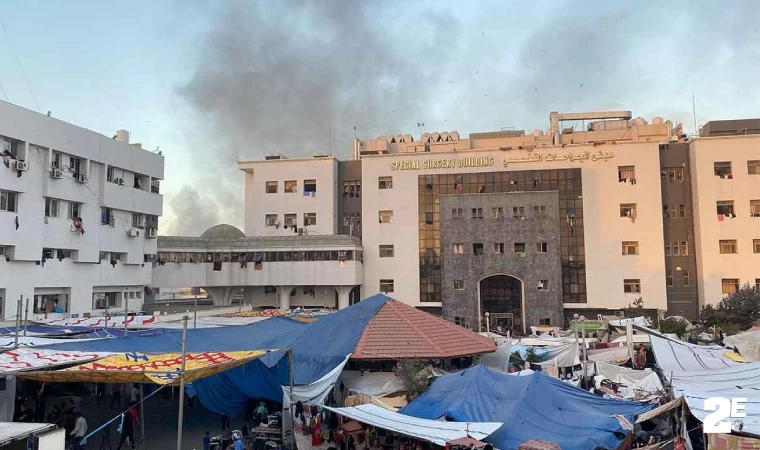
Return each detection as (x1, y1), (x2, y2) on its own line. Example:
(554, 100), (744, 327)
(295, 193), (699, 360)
(277, 286), (294, 310)
(335, 286), (355, 310)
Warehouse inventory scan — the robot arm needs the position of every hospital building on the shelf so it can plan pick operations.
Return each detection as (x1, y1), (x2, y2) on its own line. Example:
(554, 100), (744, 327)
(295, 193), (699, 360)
(154, 110), (760, 332)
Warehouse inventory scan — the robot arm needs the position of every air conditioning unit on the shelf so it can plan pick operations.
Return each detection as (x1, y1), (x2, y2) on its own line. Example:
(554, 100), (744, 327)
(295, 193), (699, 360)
(127, 228), (141, 238)
(75, 173), (87, 184)
(13, 160), (28, 171)
(146, 228), (157, 238)
(51, 168), (63, 179)
(297, 228), (304, 235)
(116, 177), (124, 185)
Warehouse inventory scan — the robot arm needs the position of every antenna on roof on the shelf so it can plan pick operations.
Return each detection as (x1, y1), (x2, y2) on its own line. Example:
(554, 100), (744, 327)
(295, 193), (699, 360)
(692, 93), (698, 136)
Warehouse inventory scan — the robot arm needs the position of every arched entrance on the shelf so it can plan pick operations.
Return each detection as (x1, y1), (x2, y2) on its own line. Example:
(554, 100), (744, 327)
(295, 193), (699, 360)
(479, 275), (524, 334)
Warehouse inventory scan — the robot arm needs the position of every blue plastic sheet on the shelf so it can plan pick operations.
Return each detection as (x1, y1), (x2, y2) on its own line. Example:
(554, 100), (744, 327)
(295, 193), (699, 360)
(400, 365), (653, 450)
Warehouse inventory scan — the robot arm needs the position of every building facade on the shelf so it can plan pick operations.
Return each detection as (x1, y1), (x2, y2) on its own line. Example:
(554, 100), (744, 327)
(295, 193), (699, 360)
(155, 110), (760, 329)
(0, 101), (164, 320)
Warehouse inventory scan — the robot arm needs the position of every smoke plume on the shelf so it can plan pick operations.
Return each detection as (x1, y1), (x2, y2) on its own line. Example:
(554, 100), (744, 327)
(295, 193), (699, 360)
(168, 0), (760, 235)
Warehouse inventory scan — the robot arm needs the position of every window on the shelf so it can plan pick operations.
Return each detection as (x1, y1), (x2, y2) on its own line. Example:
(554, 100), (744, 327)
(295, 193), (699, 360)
(714, 162), (733, 178)
(683, 269), (690, 287)
(284, 214), (297, 228)
(67, 202), (81, 219)
(533, 205), (546, 217)
(678, 205), (686, 218)
(662, 167), (685, 182)
(379, 245), (394, 258)
(107, 166), (125, 184)
(622, 241), (639, 255)
(454, 280), (464, 290)
(717, 200), (735, 217)
(44, 198), (59, 218)
(722, 278), (740, 295)
(0, 246), (4, 257)
(491, 207), (504, 218)
(378, 176), (393, 189)
(664, 243), (670, 256)
(671, 242), (681, 256)
(452, 208), (463, 219)
(379, 279), (394, 293)
(68, 156), (82, 174)
(537, 279), (548, 291)
(680, 241), (688, 255)
(425, 212), (433, 224)
(618, 165), (635, 182)
(620, 203), (637, 218)
(538, 318), (551, 326)
(754, 239), (760, 254)
(304, 179), (317, 194)
(379, 210), (393, 224)
(512, 206), (525, 218)
(304, 213), (317, 226)
(536, 242), (548, 253)
(719, 240), (738, 254)
(0, 190), (17, 213)
(756, 279), (760, 291)
(453, 243), (464, 254)
(494, 243), (504, 254)
(666, 269), (673, 287)
(133, 174), (145, 190)
(473, 243), (484, 255)
(131, 213), (145, 229)
(514, 243), (526, 253)
(663, 205), (670, 218)
(265, 181), (278, 193)
(343, 181), (361, 197)
(751, 200), (760, 217)
(101, 207), (114, 226)
(471, 208), (483, 219)
(284, 180), (297, 193)
(624, 279), (641, 293)
(749, 160), (760, 175)
(265, 214), (278, 227)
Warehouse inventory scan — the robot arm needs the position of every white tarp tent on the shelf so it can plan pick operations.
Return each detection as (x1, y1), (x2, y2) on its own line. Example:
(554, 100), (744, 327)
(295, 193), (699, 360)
(649, 334), (737, 372)
(0, 348), (113, 372)
(479, 336), (512, 372)
(0, 336), (105, 349)
(670, 363), (760, 433)
(587, 345), (630, 364)
(143, 316), (271, 329)
(340, 370), (405, 397)
(594, 362), (664, 399)
(608, 317), (651, 328)
(321, 403), (503, 446)
(724, 329), (760, 362)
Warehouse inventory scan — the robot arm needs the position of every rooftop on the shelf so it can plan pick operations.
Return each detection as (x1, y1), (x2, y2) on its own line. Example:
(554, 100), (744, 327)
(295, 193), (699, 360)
(159, 234), (362, 250)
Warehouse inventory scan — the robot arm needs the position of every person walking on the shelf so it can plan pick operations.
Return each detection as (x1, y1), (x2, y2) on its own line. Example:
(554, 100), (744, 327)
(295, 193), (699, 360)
(117, 403), (139, 449)
(110, 384), (122, 408)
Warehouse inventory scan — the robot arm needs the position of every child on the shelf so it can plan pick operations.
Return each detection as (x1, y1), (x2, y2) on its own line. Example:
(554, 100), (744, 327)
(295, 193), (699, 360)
(202, 431), (211, 450)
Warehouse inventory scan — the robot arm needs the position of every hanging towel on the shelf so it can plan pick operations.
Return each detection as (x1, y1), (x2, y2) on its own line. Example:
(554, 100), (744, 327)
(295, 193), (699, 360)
(15, 216), (19, 230)
(717, 214), (725, 222)
(213, 261), (222, 271)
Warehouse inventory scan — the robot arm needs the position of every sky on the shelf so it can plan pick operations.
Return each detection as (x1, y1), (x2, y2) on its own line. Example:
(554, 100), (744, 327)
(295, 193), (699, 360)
(1, 1), (759, 236)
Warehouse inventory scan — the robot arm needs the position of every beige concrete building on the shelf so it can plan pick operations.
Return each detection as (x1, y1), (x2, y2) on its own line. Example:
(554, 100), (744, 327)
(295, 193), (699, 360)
(152, 111), (760, 329)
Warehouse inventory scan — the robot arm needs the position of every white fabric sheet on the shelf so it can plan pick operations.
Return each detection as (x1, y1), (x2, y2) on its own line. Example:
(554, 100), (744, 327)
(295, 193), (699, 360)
(146, 316), (271, 329)
(0, 348), (112, 372)
(341, 371), (404, 397)
(321, 403), (503, 446)
(594, 362), (664, 398)
(587, 345), (631, 364)
(724, 330), (760, 362)
(608, 317), (651, 328)
(649, 334), (737, 372)
(479, 338), (512, 372)
(0, 336), (103, 349)
(670, 363), (760, 433)
(36, 315), (156, 328)
(535, 342), (580, 368)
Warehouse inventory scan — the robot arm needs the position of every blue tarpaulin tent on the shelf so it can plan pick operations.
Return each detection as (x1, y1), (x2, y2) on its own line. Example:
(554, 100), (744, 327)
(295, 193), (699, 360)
(44, 294), (392, 415)
(400, 365), (653, 450)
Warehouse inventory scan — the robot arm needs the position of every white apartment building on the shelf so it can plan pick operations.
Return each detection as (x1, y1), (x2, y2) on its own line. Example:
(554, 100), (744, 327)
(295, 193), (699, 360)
(0, 100), (164, 320)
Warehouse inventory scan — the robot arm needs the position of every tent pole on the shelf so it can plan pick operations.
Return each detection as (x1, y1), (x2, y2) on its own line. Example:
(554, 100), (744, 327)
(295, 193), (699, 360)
(176, 316), (188, 450)
(140, 385), (146, 449)
(193, 295), (197, 329)
(23, 298), (29, 336)
(14, 296), (22, 349)
(124, 294), (129, 334)
(287, 349), (295, 450)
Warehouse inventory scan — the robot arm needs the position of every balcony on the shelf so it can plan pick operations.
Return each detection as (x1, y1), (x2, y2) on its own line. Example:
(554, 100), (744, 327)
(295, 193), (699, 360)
(103, 182), (163, 216)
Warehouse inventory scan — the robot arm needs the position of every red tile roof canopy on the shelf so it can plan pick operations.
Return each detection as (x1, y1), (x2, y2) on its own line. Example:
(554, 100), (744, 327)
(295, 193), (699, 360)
(351, 299), (496, 360)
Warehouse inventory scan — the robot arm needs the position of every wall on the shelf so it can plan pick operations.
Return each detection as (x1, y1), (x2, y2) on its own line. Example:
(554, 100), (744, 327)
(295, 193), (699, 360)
(690, 135), (760, 306)
(659, 143), (700, 319)
(360, 142), (668, 311)
(440, 191), (563, 330)
(240, 157), (338, 237)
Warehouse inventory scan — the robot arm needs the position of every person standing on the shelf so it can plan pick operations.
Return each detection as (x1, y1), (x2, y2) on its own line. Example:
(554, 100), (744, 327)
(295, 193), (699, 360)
(202, 431), (211, 450)
(70, 411), (87, 449)
(221, 414), (230, 431)
(130, 384), (140, 403)
(232, 431), (244, 450)
(110, 384), (122, 408)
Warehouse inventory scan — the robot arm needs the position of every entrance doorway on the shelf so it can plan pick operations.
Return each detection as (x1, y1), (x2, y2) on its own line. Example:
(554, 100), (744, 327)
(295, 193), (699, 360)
(479, 275), (523, 334)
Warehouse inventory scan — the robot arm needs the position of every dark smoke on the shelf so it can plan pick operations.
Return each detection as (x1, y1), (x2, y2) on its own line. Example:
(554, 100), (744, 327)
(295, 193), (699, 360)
(169, 0), (760, 235)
